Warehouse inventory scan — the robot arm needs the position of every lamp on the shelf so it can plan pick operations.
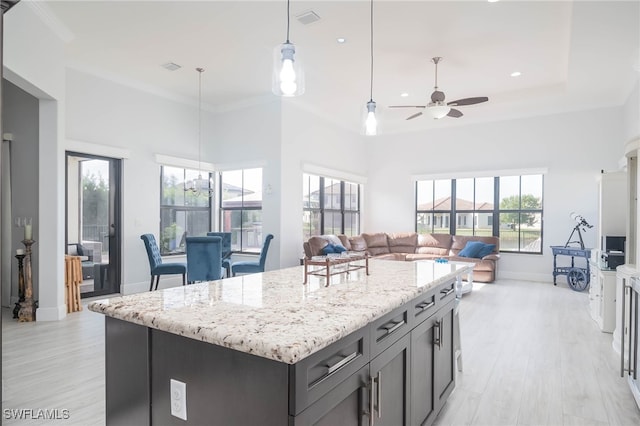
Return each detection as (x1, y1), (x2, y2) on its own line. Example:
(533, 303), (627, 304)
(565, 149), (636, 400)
(185, 67), (214, 198)
(272, 0), (304, 97)
(363, 0), (377, 136)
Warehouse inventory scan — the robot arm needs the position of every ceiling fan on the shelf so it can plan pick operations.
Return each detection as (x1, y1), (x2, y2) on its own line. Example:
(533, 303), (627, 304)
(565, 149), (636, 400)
(389, 57), (489, 120)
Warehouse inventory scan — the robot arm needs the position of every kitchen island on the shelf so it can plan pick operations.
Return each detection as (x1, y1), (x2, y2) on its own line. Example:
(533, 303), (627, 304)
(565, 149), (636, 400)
(90, 259), (473, 426)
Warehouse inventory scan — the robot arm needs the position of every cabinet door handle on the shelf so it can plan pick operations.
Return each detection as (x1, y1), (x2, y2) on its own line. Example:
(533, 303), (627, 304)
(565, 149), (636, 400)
(440, 287), (455, 299)
(376, 371), (382, 419)
(327, 351), (358, 375)
(417, 301), (435, 311)
(369, 377), (375, 426)
(384, 320), (405, 335)
(433, 320), (441, 348)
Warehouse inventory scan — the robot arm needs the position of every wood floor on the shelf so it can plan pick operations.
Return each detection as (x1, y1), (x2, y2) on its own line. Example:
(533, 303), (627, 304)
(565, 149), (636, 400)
(1, 279), (639, 425)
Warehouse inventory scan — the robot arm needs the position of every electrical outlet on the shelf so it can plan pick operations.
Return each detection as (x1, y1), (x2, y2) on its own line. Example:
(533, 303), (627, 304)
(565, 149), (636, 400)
(170, 379), (187, 421)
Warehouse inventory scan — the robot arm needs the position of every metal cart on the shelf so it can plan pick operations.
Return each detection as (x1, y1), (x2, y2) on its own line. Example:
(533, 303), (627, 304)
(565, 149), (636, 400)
(550, 245), (591, 291)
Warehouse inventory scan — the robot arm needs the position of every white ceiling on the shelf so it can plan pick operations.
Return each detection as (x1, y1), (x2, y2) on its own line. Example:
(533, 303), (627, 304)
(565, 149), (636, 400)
(37, 0), (640, 134)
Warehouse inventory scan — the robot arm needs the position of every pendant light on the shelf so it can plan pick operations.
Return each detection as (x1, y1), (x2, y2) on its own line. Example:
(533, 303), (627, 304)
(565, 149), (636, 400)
(185, 67), (214, 197)
(363, 0), (377, 136)
(272, 0), (304, 97)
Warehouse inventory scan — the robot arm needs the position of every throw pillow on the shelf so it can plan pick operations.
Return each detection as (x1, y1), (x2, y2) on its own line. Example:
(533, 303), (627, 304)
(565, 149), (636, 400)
(322, 244), (336, 255)
(333, 244), (347, 253)
(76, 244), (85, 256)
(458, 241), (485, 258)
(477, 243), (496, 258)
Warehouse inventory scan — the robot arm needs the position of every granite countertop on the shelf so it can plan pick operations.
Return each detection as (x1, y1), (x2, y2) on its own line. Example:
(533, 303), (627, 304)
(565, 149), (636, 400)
(89, 259), (472, 364)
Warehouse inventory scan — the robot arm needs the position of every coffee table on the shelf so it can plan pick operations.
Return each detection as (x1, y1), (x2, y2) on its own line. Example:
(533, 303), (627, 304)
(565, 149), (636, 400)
(303, 253), (369, 285)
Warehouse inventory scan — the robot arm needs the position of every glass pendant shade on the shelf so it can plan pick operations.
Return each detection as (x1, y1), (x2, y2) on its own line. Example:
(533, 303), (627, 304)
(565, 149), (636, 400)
(428, 103), (451, 119)
(364, 100), (378, 136)
(272, 42), (305, 96)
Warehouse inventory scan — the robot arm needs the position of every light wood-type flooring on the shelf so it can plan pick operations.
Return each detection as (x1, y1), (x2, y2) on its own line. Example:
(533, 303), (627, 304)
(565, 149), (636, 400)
(2, 279), (640, 425)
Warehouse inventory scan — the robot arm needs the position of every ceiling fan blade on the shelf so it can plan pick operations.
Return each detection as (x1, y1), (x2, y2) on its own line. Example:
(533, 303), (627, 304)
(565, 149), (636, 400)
(447, 97), (488, 107)
(388, 105), (426, 109)
(447, 108), (463, 118)
(406, 112), (423, 120)
(431, 90), (445, 103)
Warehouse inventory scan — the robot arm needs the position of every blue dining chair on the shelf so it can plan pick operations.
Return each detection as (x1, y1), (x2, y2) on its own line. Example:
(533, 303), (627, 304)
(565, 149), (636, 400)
(186, 236), (224, 283)
(231, 234), (274, 277)
(207, 232), (232, 277)
(140, 234), (187, 291)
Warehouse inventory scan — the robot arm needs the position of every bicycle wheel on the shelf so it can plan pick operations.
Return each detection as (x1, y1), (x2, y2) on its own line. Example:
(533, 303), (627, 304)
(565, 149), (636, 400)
(566, 268), (588, 291)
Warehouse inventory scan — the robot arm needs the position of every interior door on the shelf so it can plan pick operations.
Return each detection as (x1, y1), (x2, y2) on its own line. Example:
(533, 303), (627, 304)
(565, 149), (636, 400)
(65, 151), (121, 297)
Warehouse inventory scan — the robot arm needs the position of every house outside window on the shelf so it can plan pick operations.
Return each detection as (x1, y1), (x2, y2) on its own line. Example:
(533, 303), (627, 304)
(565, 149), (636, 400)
(303, 173), (360, 240)
(416, 174), (544, 253)
(160, 166), (212, 255)
(220, 168), (263, 253)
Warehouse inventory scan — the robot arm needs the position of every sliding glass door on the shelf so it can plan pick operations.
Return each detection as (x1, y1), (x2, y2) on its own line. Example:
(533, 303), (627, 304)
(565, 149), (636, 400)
(65, 152), (122, 297)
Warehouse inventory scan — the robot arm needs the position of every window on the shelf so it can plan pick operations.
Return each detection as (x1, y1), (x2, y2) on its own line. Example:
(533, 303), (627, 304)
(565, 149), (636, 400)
(303, 173), (360, 240)
(416, 174), (544, 253)
(220, 168), (262, 253)
(160, 166), (212, 255)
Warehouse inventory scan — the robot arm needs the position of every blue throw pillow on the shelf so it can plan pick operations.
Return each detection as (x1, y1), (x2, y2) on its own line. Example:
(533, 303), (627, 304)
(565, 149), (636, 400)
(458, 241), (485, 258)
(333, 244), (347, 253)
(321, 244), (336, 255)
(477, 243), (496, 258)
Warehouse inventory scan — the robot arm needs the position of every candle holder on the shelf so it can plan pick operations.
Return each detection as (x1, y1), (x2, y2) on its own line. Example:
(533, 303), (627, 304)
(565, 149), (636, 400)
(18, 239), (36, 322)
(12, 254), (26, 319)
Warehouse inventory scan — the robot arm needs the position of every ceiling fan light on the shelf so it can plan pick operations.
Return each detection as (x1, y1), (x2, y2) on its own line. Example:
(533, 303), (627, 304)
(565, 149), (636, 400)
(428, 104), (451, 119)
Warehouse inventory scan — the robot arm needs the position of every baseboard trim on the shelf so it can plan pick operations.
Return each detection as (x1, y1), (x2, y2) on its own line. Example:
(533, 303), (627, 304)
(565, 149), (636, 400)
(498, 271), (553, 283)
(36, 304), (67, 321)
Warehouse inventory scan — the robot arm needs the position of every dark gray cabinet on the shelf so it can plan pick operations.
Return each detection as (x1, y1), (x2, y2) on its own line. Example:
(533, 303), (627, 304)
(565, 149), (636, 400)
(369, 333), (411, 426)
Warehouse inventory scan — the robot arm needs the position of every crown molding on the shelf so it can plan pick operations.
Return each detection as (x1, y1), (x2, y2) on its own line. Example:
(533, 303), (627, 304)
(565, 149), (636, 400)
(25, 0), (74, 42)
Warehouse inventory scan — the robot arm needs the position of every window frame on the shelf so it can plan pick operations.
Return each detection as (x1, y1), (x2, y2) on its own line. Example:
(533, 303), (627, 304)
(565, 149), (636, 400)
(159, 165), (213, 256)
(303, 173), (361, 239)
(218, 168), (263, 254)
(415, 174), (544, 254)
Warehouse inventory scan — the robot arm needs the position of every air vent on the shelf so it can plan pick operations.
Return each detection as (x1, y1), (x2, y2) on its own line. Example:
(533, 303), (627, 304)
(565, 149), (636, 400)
(161, 62), (182, 71)
(296, 10), (321, 25)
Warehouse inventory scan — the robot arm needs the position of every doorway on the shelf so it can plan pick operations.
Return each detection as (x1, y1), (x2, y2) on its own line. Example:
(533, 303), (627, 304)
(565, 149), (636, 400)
(65, 152), (122, 297)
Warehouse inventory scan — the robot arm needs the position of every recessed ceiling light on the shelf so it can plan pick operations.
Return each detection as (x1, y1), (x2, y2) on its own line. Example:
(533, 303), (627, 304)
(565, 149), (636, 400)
(337, 37), (346, 44)
(400, 93), (409, 97)
(487, 0), (500, 3)
(162, 62), (181, 71)
(510, 71), (522, 77)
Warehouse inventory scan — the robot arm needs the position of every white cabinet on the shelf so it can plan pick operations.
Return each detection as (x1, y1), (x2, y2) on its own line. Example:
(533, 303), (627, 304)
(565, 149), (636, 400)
(589, 262), (617, 333)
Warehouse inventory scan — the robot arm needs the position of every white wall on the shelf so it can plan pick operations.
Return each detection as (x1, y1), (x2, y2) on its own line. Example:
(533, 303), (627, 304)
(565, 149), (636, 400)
(623, 79), (639, 145)
(280, 103), (368, 267)
(365, 107), (625, 282)
(4, 2), (66, 320)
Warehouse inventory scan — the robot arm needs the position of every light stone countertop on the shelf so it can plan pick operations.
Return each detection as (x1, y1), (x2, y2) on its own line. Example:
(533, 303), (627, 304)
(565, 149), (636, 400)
(89, 259), (472, 364)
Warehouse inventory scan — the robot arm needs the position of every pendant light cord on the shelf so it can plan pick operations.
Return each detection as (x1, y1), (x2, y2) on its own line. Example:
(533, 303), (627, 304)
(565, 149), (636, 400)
(369, 0), (374, 102)
(197, 68), (203, 173)
(286, 0), (291, 43)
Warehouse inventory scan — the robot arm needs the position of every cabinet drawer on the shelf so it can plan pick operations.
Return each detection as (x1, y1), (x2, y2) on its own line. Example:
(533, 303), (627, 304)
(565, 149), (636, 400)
(289, 328), (370, 416)
(412, 290), (438, 325)
(438, 280), (456, 305)
(371, 304), (410, 357)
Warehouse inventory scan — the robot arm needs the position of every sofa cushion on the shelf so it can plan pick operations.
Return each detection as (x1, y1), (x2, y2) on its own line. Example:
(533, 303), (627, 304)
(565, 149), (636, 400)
(405, 253), (441, 261)
(362, 232), (390, 256)
(337, 234), (352, 250)
(451, 235), (499, 256)
(458, 241), (486, 258)
(477, 243), (496, 258)
(387, 232), (418, 253)
(349, 236), (368, 252)
(416, 234), (452, 256)
(308, 236), (330, 257)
